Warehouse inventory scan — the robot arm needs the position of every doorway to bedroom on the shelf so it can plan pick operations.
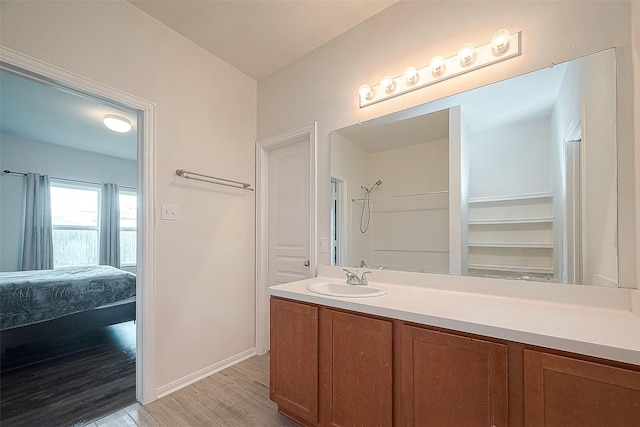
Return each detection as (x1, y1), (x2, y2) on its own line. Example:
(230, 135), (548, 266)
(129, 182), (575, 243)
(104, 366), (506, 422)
(0, 66), (141, 426)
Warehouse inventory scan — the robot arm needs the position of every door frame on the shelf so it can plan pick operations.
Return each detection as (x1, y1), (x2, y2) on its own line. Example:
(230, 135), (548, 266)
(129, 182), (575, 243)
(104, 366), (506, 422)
(1, 46), (157, 404)
(255, 123), (317, 355)
(563, 107), (585, 285)
(330, 175), (348, 266)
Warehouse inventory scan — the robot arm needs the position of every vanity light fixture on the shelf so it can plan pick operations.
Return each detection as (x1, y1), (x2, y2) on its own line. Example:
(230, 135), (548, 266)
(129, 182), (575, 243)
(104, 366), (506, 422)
(458, 43), (476, 66)
(380, 75), (395, 93)
(403, 67), (419, 85)
(103, 114), (132, 133)
(359, 84), (374, 100)
(491, 29), (511, 54)
(358, 29), (521, 108)
(429, 55), (446, 77)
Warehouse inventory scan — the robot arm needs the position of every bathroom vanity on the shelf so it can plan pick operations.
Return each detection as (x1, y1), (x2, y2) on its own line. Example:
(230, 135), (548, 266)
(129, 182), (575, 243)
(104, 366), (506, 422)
(269, 268), (640, 426)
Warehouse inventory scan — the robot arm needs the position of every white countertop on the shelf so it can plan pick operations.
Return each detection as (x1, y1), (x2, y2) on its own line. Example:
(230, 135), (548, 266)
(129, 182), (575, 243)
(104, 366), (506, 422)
(269, 267), (640, 366)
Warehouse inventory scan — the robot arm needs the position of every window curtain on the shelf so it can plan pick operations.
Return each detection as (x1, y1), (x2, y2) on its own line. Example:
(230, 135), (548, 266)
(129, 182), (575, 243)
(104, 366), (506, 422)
(22, 173), (54, 270)
(100, 183), (120, 268)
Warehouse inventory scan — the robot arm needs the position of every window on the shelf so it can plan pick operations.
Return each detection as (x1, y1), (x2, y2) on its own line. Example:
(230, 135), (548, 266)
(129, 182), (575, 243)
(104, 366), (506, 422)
(119, 191), (137, 266)
(51, 183), (100, 267)
(50, 182), (137, 268)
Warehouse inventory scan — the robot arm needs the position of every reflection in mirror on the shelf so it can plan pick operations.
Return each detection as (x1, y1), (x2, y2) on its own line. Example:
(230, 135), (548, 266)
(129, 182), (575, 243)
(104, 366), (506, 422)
(330, 49), (617, 286)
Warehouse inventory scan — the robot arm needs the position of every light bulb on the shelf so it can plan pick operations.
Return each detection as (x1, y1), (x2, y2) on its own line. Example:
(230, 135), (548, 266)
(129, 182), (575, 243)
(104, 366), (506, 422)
(103, 115), (132, 133)
(403, 67), (419, 85)
(359, 84), (374, 100)
(458, 43), (476, 66)
(380, 75), (395, 93)
(430, 55), (446, 76)
(491, 29), (511, 54)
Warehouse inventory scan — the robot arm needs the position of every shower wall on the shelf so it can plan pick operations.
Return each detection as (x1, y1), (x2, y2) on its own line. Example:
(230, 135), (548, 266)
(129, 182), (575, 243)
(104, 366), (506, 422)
(368, 139), (449, 272)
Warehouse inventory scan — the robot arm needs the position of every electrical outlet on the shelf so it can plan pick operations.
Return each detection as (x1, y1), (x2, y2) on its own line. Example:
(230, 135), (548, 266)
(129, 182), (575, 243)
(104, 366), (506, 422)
(161, 204), (178, 221)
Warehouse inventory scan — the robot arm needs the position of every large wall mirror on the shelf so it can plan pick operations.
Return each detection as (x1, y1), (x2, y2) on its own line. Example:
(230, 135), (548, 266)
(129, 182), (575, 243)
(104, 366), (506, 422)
(330, 48), (617, 287)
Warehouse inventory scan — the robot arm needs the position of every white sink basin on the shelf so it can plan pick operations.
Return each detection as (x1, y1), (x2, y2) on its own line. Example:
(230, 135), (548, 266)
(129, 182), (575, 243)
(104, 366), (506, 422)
(307, 282), (387, 298)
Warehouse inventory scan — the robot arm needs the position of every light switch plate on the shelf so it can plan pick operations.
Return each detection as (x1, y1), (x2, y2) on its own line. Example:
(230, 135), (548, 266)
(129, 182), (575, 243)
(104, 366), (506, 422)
(161, 204), (178, 220)
(319, 237), (329, 253)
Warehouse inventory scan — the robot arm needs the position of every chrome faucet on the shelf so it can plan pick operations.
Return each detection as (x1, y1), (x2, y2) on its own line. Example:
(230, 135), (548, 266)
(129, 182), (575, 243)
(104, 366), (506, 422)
(359, 271), (371, 286)
(343, 269), (371, 286)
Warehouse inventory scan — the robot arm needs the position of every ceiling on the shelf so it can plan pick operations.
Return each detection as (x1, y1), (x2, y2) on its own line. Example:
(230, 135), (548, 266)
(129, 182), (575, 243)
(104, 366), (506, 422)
(128, 0), (398, 80)
(0, 70), (138, 160)
(0, 1), (396, 160)
(0, 1), (566, 161)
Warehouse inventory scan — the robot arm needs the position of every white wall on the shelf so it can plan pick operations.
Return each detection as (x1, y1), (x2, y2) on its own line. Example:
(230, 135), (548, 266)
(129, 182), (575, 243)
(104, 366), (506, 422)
(258, 0), (637, 289)
(550, 50), (618, 286)
(468, 116), (553, 199)
(0, 0), (257, 393)
(330, 132), (369, 267)
(0, 134), (137, 271)
(369, 139), (449, 273)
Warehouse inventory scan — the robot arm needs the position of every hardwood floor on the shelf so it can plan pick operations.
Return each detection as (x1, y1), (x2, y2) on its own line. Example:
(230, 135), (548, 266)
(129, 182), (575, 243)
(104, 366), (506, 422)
(88, 354), (297, 427)
(1, 321), (137, 427)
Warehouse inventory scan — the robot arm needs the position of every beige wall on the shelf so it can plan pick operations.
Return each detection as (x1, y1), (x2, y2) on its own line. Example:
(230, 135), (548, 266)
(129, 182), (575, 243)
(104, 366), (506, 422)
(0, 1), (257, 391)
(258, 0), (637, 289)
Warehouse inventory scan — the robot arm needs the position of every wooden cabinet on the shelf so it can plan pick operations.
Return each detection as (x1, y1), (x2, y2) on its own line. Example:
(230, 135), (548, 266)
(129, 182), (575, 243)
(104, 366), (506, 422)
(320, 308), (393, 426)
(270, 298), (319, 426)
(524, 349), (640, 426)
(401, 325), (508, 427)
(270, 297), (640, 427)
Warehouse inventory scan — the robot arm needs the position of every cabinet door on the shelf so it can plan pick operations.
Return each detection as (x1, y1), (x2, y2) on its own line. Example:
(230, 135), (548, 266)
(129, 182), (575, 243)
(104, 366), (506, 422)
(524, 349), (640, 426)
(270, 298), (319, 425)
(401, 325), (508, 427)
(320, 308), (393, 426)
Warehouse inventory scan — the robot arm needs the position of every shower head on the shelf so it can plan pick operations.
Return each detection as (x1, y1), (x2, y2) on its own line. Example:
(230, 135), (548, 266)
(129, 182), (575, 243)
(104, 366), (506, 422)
(362, 180), (382, 195)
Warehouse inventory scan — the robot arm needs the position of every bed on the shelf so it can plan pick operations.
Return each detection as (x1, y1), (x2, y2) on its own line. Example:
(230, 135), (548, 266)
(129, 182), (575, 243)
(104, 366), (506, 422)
(0, 265), (136, 349)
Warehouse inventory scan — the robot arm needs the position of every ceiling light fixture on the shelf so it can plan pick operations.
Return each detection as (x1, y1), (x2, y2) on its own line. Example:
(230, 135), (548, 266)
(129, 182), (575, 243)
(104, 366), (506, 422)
(358, 29), (521, 108)
(103, 115), (132, 133)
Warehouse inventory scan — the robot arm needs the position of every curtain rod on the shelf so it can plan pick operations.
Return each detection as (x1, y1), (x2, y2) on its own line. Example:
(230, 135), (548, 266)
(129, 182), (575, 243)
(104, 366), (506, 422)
(2, 169), (137, 191)
(176, 169), (254, 191)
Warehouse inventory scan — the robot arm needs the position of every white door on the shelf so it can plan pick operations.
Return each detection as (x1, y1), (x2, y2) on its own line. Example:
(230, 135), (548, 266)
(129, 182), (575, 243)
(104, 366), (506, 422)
(256, 123), (316, 354)
(268, 140), (312, 286)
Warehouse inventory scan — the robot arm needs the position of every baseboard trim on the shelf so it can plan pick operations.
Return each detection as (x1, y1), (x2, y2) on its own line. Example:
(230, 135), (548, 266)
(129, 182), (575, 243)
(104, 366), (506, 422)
(155, 347), (256, 398)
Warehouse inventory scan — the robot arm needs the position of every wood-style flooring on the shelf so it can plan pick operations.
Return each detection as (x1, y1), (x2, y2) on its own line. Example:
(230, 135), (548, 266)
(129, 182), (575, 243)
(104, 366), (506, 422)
(1, 321), (137, 427)
(88, 354), (297, 427)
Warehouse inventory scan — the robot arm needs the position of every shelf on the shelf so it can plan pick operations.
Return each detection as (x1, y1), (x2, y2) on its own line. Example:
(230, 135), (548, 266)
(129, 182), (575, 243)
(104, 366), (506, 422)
(467, 263), (554, 274)
(468, 217), (554, 225)
(468, 192), (553, 204)
(467, 242), (553, 249)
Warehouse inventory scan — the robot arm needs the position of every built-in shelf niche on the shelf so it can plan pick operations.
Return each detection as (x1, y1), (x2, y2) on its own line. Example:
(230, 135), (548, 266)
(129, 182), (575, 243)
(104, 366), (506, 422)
(467, 193), (554, 280)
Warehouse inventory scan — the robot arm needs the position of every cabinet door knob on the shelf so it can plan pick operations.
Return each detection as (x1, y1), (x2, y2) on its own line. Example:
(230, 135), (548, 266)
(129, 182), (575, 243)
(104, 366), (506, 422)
(304, 259), (310, 267)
